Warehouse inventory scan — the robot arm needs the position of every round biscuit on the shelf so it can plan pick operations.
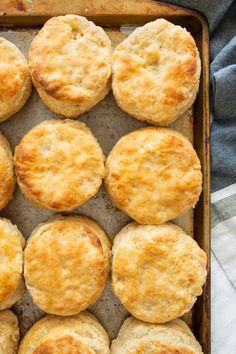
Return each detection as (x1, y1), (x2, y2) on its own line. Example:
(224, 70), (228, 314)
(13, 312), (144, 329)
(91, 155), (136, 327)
(0, 37), (31, 122)
(24, 215), (111, 315)
(112, 18), (201, 125)
(0, 132), (15, 211)
(18, 311), (110, 354)
(111, 222), (207, 323)
(0, 310), (20, 354)
(105, 126), (202, 224)
(29, 15), (112, 117)
(14, 119), (105, 211)
(0, 218), (25, 310)
(111, 316), (203, 353)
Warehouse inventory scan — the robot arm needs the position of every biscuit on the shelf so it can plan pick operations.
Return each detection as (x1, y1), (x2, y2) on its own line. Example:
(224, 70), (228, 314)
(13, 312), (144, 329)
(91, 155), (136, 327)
(0, 37), (31, 122)
(18, 311), (110, 354)
(24, 215), (111, 315)
(29, 15), (112, 117)
(112, 222), (207, 323)
(0, 218), (25, 310)
(111, 316), (203, 353)
(14, 119), (105, 211)
(105, 127), (202, 224)
(112, 19), (201, 126)
(0, 132), (15, 210)
(0, 310), (20, 354)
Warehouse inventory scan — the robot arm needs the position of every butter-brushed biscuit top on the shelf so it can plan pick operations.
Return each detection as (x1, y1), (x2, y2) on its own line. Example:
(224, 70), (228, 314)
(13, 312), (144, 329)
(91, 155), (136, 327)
(112, 18), (201, 126)
(24, 215), (111, 315)
(14, 119), (105, 211)
(0, 310), (20, 354)
(0, 218), (25, 310)
(0, 132), (15, 211)
(18, 311), (110, 354)
(112, 222), (207, 323)
(29, 15), (112, 117)
(105, 127), (202, 225)
(111, 316), (203, 353)
(0, 37), (31, 122)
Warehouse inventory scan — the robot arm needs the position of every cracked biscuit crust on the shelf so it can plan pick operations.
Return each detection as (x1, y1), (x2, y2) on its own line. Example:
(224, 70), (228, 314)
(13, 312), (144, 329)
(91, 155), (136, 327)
(14, 119), (105, 211)
(105, 127), (202, 225)
(0, 132), (15, 211)
(111, 316), (203, 353)
(112, 19), (201, 126)
(0, 310), (20, 354)
(0, 218), (25, 310)
(24, 215), (111, 315)
(18, 312), (110, 354)
(29, 15), (112, 117)
(0, 37), (31, 122)
(112, 222), (207, 323)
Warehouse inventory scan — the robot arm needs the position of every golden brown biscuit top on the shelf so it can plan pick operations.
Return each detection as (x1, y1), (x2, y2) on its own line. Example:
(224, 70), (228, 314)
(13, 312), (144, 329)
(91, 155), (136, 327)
(106, 127), (202, 224)
(0, 309), (19, 327)
(0, 132), (15, 210)
(111, 316), (203, 354)
(14, 119), (105, 211)
(112, 223), (207, 323)
(112, 19), (200, 125)
(0, 218), (24, 304)
(24, 216), (108, 315)
(18, 312), (110, 354)
(135, 341), (196, 354)
(29, 15), (111, 103)
(33, 336), (91, 354)
(0, 310), (20, 354)
(0, 37), (29, 103)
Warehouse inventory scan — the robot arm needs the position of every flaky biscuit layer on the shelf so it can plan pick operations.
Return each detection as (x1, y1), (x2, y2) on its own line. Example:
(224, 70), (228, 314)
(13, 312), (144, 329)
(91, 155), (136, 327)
(112, 222), (207, 323)
(0, 218), (25, 310)
(29, 15), (112, 117)
(112, 19), (201, 125)
(0, 310), (20, 354)
(14, 119), (105, 211)
(105, 127), (202, 225)
(24, 215), (111, 315)
(18, 311), (110, 354)
(0, 132), (15, 211)
(0, 37), (31, 122)
(111, 316), (203, 353)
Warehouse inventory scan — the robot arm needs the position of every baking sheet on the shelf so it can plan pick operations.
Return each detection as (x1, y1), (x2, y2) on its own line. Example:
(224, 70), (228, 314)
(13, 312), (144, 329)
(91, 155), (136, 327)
(0, 27), (195, 338)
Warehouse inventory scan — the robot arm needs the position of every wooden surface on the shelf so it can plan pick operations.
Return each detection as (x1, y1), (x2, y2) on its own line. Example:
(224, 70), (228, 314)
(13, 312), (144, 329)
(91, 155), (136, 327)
(0, 1), (210, 353)
(0, 0), (202, 16)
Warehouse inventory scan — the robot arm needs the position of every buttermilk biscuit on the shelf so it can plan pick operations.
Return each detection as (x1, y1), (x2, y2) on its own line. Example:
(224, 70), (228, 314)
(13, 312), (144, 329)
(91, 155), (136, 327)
(24, 215), (111, 315)
(0, 37), (31, 122)
(111, 316), (203, 354)
(0, 132), (15, 210)
(0, 310), (20, 354)
(29, 15), (112, 117)
(0, 218), (25, 310)
(18, 311), (110, 354)
(14, 119), (105, 211)
(112, 222), (207, 323)
(105, 127), (202, 224)
(112, 19), (201, 126)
